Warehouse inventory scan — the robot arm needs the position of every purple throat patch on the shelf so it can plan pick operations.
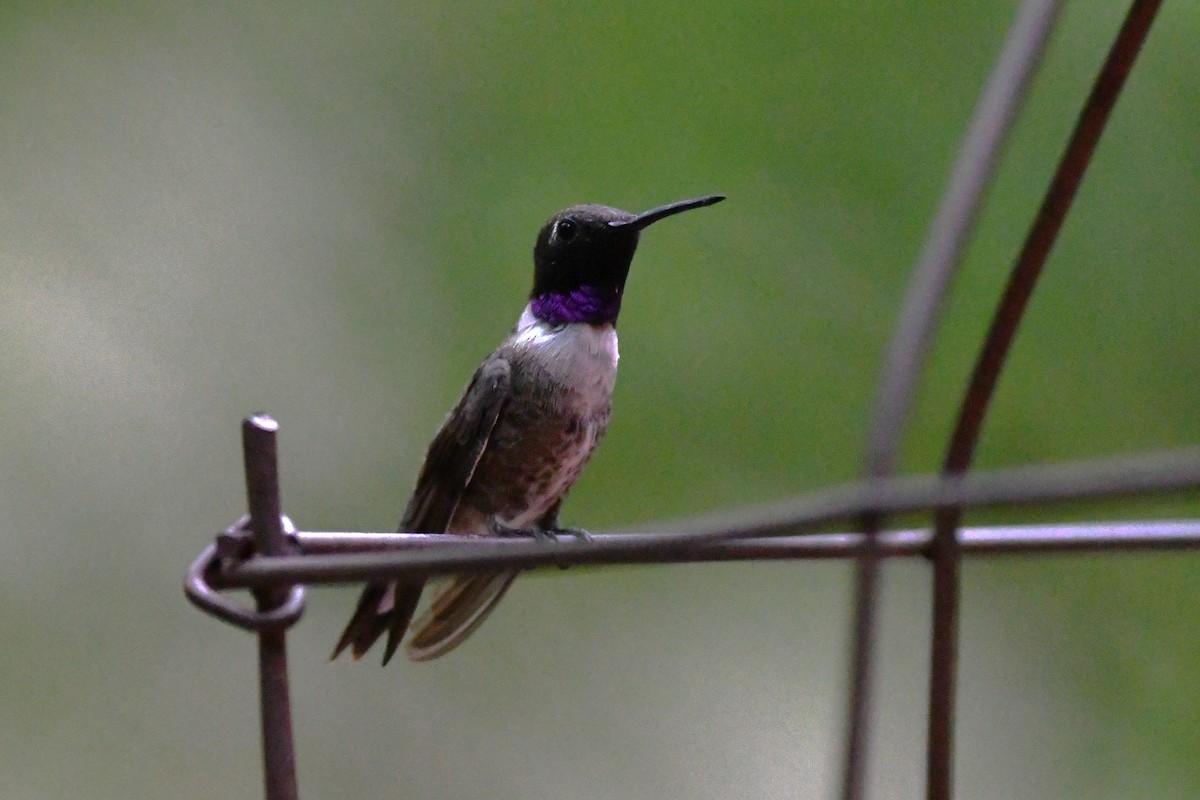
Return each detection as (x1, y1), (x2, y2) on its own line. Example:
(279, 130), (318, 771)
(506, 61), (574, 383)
(531, 286), (621, 325)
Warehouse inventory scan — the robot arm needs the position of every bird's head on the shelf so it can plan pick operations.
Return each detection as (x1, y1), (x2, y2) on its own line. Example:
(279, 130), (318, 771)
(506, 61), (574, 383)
(529, 195), (724, 325)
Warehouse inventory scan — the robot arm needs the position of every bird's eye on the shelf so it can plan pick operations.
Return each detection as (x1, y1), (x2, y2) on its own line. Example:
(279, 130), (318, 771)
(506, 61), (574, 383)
(553, 219), (578, 244)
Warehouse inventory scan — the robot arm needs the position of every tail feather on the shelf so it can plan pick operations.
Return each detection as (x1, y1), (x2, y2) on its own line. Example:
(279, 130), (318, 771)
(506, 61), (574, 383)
(331, 580), (424, 665)
(404, 571), (518, 662)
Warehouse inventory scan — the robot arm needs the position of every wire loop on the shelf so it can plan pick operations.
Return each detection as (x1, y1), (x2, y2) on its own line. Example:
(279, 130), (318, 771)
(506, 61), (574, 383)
(184, 516), (306, 633)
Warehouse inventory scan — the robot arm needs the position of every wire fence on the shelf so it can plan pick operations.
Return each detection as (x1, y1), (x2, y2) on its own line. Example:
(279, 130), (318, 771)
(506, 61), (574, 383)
(184, 1), (1188, 798)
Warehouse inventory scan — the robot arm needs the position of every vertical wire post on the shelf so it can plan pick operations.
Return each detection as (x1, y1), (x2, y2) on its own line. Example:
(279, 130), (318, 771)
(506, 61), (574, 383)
(842, 2), (1063, 798)
(242, 415), (300, 800)
(925, 2), (1164, 798)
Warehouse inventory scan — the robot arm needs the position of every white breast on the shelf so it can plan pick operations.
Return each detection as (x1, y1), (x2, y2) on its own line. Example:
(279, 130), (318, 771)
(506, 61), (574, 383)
(511, 305), (619, 410)
(503, 305), (619, 526)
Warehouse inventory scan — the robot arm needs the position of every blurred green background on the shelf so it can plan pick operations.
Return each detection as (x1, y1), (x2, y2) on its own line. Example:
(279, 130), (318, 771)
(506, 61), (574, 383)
(1, 2), (1198, 798)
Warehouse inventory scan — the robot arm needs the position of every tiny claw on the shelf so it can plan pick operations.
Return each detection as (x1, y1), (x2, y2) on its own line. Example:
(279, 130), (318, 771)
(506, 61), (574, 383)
(552, 526), (593, 544)
(540, 526), (592, 570)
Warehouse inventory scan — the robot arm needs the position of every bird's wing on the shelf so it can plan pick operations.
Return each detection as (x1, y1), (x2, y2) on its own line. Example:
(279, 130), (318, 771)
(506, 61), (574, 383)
(400, 353), (512, 533)
(330, 354), (512, 665)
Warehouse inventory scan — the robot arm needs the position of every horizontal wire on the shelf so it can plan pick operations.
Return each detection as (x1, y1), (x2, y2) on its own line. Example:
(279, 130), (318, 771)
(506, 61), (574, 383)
(207, 446), (1200, 588)
(214, 519), (1200, 588)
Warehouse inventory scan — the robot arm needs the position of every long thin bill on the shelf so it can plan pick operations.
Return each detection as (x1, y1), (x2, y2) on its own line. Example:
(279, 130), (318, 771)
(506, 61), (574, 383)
(612, 194), (725, 231)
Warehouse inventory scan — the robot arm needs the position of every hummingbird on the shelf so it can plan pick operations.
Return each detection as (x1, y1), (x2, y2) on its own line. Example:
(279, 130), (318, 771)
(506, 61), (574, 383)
(333, 194), (725, 664)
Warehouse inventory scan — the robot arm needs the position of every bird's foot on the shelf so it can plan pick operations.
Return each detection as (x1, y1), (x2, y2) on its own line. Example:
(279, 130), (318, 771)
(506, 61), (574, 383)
(488, 518), (552, 542)
(543, 526), (592, 570)
(488, 519), (593, 544)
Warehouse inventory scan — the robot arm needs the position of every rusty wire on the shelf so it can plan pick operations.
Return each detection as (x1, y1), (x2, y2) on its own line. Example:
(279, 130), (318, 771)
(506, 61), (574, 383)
(194, 517), (1200, 590)
(196, 447), (1200, 589)
(289, 519), (1200, 559)
(848, 2), (1063, 797)
(186, 435), (1200, 800)
(184, 2), (1185, 799)
(926, 2), (1164, 798)
(241, 416), (300, 800)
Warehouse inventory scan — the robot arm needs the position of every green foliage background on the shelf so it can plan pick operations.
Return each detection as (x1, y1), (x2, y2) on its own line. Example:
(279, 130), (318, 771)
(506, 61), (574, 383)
(1, 2), (1197, 798)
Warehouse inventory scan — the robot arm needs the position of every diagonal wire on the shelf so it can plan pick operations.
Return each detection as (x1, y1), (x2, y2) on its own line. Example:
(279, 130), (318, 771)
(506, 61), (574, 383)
(211, 447), (1200, 587)
(843, 3), (1063, 798)
(925, 3), (1165, 799)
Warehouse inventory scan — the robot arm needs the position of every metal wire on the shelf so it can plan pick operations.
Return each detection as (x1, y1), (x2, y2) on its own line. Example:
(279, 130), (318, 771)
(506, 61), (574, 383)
(241, 416), (301, 800)
(202, 447), (1200, 587)
(925, 3), (1164, 798)
(191, 519), (1200, 589)
(291, 520), (1200, 558)
(849, 2), (1063, 795)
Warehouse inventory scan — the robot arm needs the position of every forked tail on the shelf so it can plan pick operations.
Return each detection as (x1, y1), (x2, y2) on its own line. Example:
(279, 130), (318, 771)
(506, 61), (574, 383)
(331, 580), (425, 666)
